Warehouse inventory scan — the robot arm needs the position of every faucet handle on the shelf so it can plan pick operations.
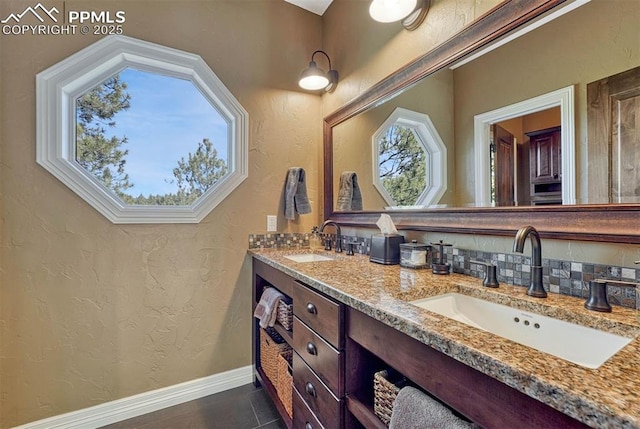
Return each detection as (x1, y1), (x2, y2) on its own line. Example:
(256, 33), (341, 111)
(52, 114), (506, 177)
(324, 238), (332, 251)
(585, 280), (612, 312)
(335, 237), (343, 253)
(346, 242), (354, 256)
(471, 260), (499, 288)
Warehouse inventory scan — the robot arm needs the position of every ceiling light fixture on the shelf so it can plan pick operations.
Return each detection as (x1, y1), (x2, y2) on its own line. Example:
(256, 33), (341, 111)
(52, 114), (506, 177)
(298, 50), (339, 92)
(369, 0), (430, 30)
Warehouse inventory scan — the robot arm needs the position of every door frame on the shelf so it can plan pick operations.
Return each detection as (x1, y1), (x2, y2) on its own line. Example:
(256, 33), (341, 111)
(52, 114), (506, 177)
(474, 85), (575, 206)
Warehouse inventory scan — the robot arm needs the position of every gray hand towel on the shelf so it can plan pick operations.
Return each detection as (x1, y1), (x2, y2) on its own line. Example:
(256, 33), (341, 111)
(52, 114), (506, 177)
(389, 386), (476, 429)
(284, 167), (311, 220)
(336, 171), (363, 211)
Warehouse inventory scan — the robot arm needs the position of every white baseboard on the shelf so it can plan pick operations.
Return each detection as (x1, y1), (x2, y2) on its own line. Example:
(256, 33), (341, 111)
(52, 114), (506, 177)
(14, 365), (254, 429)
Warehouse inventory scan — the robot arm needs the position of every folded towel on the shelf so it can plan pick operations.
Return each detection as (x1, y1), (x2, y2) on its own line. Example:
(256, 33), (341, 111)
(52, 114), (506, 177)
(284, 167), (311, 220)
(336, 171), (363, 211)
(253, 287), (284, 329)
(389, 386), (476, 429)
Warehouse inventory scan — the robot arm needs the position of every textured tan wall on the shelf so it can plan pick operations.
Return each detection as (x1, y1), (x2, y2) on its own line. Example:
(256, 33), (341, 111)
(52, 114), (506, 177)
(321, 0), (503, 115)
(0, 1), (324, 426)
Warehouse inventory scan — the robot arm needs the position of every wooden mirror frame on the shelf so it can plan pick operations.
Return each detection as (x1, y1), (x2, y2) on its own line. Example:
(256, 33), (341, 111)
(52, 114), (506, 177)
(323, 0), (640, 245)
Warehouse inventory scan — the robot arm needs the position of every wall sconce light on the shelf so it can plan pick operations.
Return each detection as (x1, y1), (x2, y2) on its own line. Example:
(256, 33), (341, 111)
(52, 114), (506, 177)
(298, 50), (339, 92)
(369, 0), (430, 30)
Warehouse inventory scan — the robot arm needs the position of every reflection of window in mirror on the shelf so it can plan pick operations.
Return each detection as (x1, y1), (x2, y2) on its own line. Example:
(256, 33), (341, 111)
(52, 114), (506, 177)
(378, 124), (426, 206)
(76, 68), (229, 206)
(372, 108), (446, 209)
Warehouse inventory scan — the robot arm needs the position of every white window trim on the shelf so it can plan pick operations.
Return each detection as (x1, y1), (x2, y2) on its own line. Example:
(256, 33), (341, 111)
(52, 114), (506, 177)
(473, 85), (575, 206)
(372, 107), (447, 208)
(36, 35), (248, 224)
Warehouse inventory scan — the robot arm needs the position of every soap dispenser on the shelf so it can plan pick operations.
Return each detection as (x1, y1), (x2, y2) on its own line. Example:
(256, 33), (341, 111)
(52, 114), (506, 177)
(309, 226), (323, 250)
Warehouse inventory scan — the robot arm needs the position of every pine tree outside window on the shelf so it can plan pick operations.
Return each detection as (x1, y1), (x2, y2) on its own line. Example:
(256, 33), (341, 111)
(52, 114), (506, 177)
(372, 108), (447, 208)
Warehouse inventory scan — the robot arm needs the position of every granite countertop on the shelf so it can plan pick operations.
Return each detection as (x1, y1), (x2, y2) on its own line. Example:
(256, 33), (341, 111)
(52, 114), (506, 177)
(249, 248), (640, 429)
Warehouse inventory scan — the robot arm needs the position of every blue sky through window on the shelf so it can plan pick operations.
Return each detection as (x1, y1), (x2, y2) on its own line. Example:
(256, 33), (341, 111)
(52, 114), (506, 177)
(101, 68), (229, 198)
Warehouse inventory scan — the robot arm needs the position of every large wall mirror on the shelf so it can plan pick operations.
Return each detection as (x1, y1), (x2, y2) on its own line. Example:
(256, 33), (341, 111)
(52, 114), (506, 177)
(325, 0), (640, 244)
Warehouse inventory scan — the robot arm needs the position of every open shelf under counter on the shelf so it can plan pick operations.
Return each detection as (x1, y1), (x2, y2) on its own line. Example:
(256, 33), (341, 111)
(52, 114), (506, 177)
(346, 392), (386, 429)
(254, 366), (292, 429)
(271, 321), (292, 343)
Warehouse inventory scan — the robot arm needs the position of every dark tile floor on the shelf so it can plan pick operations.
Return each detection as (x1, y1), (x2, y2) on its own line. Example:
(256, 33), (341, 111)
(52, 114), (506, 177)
(99, 383), (287, 429)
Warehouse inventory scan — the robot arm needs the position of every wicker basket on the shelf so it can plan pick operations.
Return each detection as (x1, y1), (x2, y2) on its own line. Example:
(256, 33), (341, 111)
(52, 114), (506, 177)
(276, 298), (293, 331)
(373, 369), (407, 426)
(275, 348), (293, 418)
(260, 328), (291, 386)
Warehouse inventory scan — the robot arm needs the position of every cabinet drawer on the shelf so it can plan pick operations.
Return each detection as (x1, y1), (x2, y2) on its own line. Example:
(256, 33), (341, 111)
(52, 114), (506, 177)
(292, 317), (343, 395)
(293, 387), (324, 429)
(293, 352), (341, 429)
(292, 281), (343, 349)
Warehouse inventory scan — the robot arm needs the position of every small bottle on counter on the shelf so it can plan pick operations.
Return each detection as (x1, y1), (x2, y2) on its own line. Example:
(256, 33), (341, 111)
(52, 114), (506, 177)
(309, 226), (323, 250)
(399, 240), (430, 269)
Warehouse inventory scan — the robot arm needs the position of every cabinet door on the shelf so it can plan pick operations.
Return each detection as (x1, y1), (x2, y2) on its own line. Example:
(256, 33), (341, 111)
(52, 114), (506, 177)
(587, 65), (640, 203)
(530, 128), (561, 183)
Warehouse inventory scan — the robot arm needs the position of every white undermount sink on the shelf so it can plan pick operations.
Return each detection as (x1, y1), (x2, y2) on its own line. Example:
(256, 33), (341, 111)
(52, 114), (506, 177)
(411, 293), (634, 369)
(284, 253), (334, 263)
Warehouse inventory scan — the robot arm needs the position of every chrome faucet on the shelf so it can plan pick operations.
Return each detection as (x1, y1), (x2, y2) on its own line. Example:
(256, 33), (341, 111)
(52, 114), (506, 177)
(320, 220), (342, 253)
(513, 225), (547, 298)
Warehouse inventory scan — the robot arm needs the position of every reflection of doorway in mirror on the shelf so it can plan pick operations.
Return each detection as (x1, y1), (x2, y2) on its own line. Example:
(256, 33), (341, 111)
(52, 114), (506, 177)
(490, 112), (561, 207)
(474, 85), (575, 207)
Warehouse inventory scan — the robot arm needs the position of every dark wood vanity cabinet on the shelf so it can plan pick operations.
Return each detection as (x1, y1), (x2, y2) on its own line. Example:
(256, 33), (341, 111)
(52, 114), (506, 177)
(253, 259), (589, 429)
(345, 308), (589, 429)
(253, 259), (345, 429)
(528, 126), (562, 205)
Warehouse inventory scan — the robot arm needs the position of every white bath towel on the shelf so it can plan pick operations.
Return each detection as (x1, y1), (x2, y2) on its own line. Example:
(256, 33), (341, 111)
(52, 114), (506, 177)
(336, 171), (363, 211)
(253, 287), (284, 329)
(389, 386), (476, 429)
(284, 167), (311, 220)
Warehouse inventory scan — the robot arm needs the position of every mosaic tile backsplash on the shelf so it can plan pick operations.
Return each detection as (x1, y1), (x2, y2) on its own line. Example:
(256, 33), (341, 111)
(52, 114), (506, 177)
(248, 232), (640, 309)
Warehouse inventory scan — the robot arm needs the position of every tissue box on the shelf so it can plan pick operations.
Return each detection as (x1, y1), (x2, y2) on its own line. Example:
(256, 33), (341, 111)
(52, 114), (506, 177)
(370, 234), (404, 265)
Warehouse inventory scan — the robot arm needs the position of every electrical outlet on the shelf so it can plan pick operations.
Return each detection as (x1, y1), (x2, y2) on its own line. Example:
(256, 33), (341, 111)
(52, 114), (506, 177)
(266, 215), (277, 232)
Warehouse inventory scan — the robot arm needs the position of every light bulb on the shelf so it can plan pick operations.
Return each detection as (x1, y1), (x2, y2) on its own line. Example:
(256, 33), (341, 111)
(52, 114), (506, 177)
(369, 0), (418, 23)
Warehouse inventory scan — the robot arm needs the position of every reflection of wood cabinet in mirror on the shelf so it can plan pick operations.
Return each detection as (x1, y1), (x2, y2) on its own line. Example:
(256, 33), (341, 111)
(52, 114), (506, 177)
(587, 65), (640, 204)
(527, 126), (562, 205)
(324, 0), (640, 244)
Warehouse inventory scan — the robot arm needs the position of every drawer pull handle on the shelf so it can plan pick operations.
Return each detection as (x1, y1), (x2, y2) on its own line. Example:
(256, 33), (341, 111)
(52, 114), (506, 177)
(305, 423), (313, 429)
(306, 302), (317, 314)
(305, 381), (317, 397)
(306, 342), (317, 355)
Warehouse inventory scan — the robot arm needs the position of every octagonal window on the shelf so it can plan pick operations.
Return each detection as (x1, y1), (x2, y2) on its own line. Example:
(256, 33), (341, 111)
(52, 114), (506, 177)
(372, 108), (446, 208)
(37, 35), (248, 223)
